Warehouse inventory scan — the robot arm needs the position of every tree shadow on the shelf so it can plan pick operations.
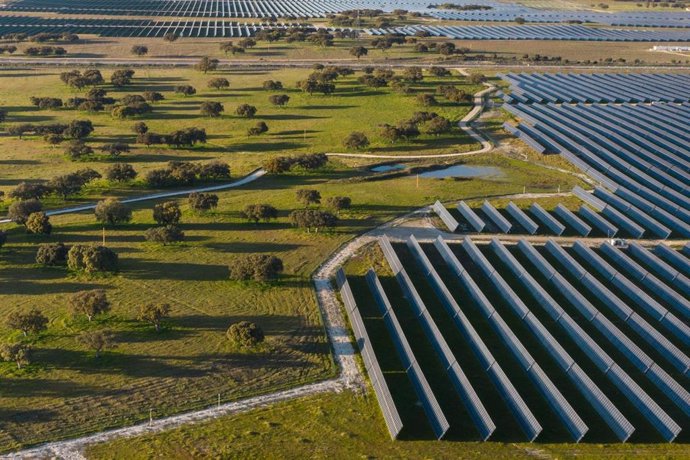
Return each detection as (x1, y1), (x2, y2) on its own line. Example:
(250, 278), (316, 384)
(203, 241), (301, 253)
(123, 259), (229, 281)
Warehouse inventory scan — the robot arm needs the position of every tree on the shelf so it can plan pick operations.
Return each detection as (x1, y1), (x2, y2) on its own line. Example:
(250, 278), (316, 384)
(9, 182), (50, 200)
(8, 199), (42, 226)
(226, 321), (265, 347)
(132, 121), (148, 135)
(199, 161), (230, 181)
(468, 72), (487, 84)
(429, 66), (451, 77)
(67, 245), (118, 272)
(295, 189), (321, 206)
(229, 254), (283, 281)
(26, 212), (52, 235)
(65, 140), (93, 160)
(6, 309), (48, 336)
(153, 201), (181, 225)
(35, 242), (69, 266)
(64, 120), (94, 139)
(70, 289), (110, 321)
(78, 330), (115, 358)
(110, 69), (135, 87)
(289, 209), (338, 233)
(350, 46), (368, 59)
(262, 80), (283, 90)
(105, 163), (137, 182)
(208, 77), (230, 90)
(195, 56), (219, 74)
(238, 38), (256, 49)
(138, 303), (171, 332)
(99, 143), (130, 157)
(235, 104), (257, 118)
(343, 132), (369, 150)
(188, 192), (218, 213)
(1, 343), (31, 369)
(241, 204), (278, 223)
(94, 198), (132, 226)
(200, 101), (224, 118)
(326, 196), (351, 212)
(402, 66), (424, 82)
(247, 121), (269, 136)
(417, 93), (437, 106)
(143, 91), (164, 103)
(144, 225), (184, 245)
(175, 85), (196, 96)
(421, 116), (452, 135)
(438, 42), (456, 56)
(268, 94), (290, 107)
(163, 32), (178, 43)
(131, 45), (148, 56)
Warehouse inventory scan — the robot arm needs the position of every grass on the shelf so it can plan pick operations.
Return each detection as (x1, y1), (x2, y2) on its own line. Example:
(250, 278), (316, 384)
(0, 66), (481, 204)
(0, 153), (583, 452)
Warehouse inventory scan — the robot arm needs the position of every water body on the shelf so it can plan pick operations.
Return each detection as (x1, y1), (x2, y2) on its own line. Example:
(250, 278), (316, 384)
(419, 164), (504, 179)
(370, 163), (406, 172)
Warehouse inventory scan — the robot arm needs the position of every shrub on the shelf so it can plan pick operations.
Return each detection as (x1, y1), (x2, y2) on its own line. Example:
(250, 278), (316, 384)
(131, 45), (148, 56)
(8, 199), (42, 225)
(226, 321), (265, 347)
(144, 225), (184, 245)
(153, 201), (181, 225)
(262, 80), (283, 90)
(105, 163), (137, 182)
(36, 242), (69, 266)
(268, 94), (290, 106)
(132, 121), (148, 134)
(247, 121), (269, 136)
(65, 140), (93, 160)
(342, 132), (369, 149)
(326, 196), (351, 212)
(295, 189), (321, 206)
(95, 198), (132, 226)
(67, 245), (118, 273)
(188, 192), (218, 213)
(175, 85), (196, 96)
(229, 254), (283, 282)
(235, 104), (257, 118)
(25, 212), (52, 235)
(417, 93), (437, 106)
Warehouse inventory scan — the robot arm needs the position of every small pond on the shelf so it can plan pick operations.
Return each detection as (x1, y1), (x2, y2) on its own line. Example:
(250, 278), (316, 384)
(370, 163), (407, 172)
(419, 164), (504, 179)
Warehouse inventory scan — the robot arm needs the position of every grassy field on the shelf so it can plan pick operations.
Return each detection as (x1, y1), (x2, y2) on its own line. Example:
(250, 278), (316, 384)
(0, 66), (482, 206)
(0, 151), (584, 452)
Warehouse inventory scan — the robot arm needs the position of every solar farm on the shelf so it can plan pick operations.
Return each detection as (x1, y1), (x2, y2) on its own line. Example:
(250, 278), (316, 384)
(0, 0), (689, 456)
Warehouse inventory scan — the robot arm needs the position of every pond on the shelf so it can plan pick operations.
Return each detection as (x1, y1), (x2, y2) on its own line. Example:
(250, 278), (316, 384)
(419, 164), (504, 179)
(370, 163), (407, 172)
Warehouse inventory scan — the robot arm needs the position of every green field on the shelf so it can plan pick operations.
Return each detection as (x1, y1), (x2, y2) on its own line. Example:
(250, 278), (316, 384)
(84, 390), (690, 459)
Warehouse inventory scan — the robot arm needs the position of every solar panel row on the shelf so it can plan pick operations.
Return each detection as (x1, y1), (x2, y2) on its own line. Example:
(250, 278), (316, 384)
(369, 24), (690, 41)
(335, 268), (403, 439)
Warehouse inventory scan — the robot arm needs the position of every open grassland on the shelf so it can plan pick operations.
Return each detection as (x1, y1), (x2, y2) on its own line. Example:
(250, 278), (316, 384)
(0, 155), (583, 452)
(84, 389), (690, 459)
(0, 66), (482, 206)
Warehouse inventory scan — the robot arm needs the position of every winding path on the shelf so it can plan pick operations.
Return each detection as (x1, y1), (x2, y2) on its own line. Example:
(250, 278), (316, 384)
(0, 169), (267, 224)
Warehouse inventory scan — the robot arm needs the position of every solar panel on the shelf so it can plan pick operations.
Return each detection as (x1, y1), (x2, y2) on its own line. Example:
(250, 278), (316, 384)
(432, 201), (459, 233)
(457, 201), (486, 233)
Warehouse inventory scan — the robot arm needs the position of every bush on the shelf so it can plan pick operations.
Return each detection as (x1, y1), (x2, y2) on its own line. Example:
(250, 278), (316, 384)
(67, 245), (118, 273)
(105, 163), (137, 182)
(131, 45), (148, 56)
(153, 201), (181, 225)
(144, 225), (184, 245)
(198, 161), (230, 181)
(65, 140), (93, 160)
(268, 94), (290, 106)
(35, 242), (69, 266)
(188, 192), (218, 213)
(342, 132), (369, 149)
(262, 80), (283, 90)
(235, 104), (257, 118)
(95, 198), (132, 226)
(8, 199), (42, 225)
(208, 77), (230, 90)
(247, 121), (268, 136)
(229, 254), (283, 282)
(25, 212), (52, 235)
(226, 321), (264, 347)
(132, 121), (148, 134)
(175, 85), (196, 96)
(326, 196), (351, 211)
(417, 93), (437, 106)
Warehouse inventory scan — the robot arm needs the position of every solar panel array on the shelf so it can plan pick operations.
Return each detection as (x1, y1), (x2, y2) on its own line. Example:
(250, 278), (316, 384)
(0, 0), (435, 17)
(502, 73), (690, 104)
(369, 24), (690, 41)
(0, 16), (315, 37)
(335, 268), (403, 439)
(502, 79), (690, 240)
(340, 235), (689, 442)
